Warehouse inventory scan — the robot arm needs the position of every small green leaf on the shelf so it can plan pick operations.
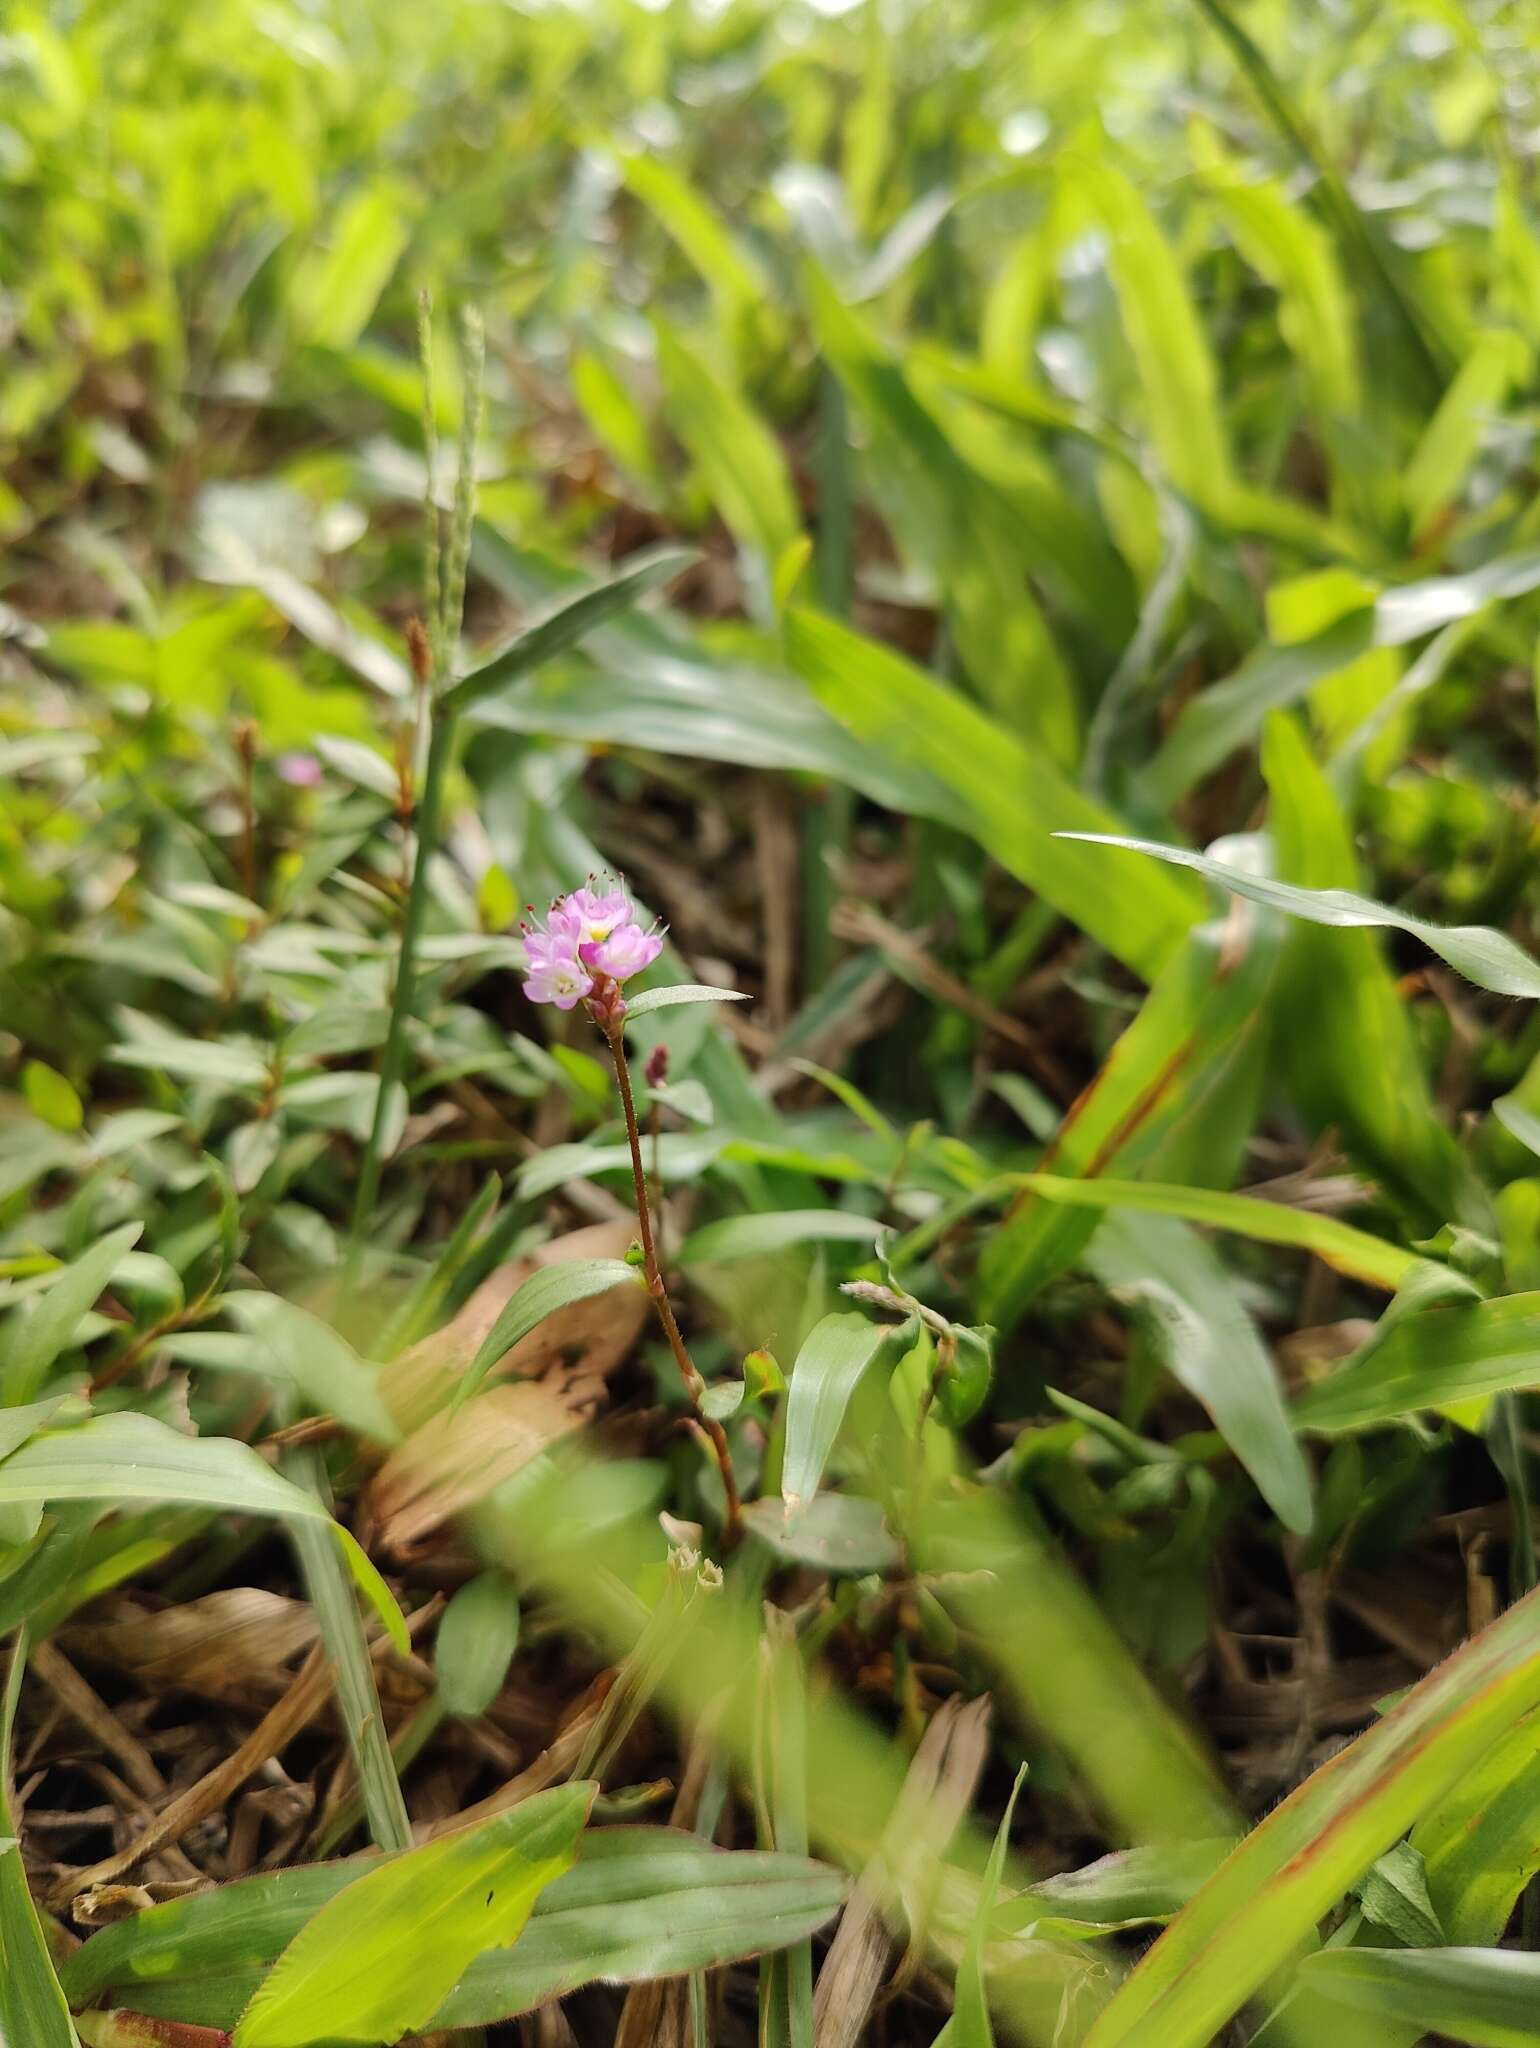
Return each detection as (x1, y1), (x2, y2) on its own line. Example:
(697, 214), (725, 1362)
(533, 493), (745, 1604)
(782, 1311), (909, 1507)
(623, 983), (748, 1019)
(21, 1061), (82, 1133)
(1088, 1212), (1313, 1532)
(234, 1782), (593, 2047)
(436, 1572), (521, 1721)
(1354, 1841), (1443, 1947)
(678, 1211), (886, 1267)
(0, 1222), (143, 1405)
(934, 1763), (1028, 2046)
(454, 1260), (642, 1409)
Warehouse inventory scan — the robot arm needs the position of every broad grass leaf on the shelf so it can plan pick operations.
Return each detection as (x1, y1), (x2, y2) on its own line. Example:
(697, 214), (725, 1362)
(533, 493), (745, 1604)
(807, 274), (1079, 758)
(66, 1830), (846, 2033)
(454, 1260), (642, 1407)
(656, 325), (802, 569)
(1300, 1945), (1540, 2047)
(1010, 1174), (1420, 1290)
(288, 180), (409, 351)
(1060, 828), (1540, 1000)
(786, 608), (1202, 979)
(781, 1311), (904, 1507)
(1413, 1703), (1540, 1944)
(0, 1414), (407, 1656)
(1079, 1584), (1540, 2048)
(1293, 1292), (1540, 1432)
(233, 1782), (593, 2047)
(1088, 1212), (1312, 1532)
(0, 1222), (142, 1405)
(1072, 156), (1232, 507)
(915, 1491), (1240, 1845)
(1403, 329), (1530, 538)
(465, 527), (971, 818)
(445, 545), (693, 712)
(222, 1293), (401, 1444)
(981, 895), (1279, 1326)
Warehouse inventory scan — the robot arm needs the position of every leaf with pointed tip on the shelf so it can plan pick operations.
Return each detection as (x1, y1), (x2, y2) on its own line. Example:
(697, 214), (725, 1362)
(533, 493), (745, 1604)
(0, 1414), (406, 1656)
(623, 984), (748, 1019)
(445, 547), (694, 711)
(782, 1312), (907, 1508)
(453, 1260), (642, 1409)
(1301, 1945), (1540, 2046)
(1060, 833), (1540, 999)
(233, 1783), (593, 2047)
(1080, 1582), (1540, 2048)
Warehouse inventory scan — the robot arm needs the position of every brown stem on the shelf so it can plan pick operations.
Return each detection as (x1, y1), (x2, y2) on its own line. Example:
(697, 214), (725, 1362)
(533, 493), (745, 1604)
(607, 1022), (741, 1540)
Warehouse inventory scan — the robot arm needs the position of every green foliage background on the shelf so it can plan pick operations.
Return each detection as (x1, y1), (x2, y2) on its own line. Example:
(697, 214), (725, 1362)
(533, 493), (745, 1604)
(8, 1), (1540, 2043)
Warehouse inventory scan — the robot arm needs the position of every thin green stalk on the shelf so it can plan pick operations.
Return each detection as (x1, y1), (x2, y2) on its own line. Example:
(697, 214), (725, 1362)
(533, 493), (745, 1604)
(286, 1448), (412, 1855)
(346, 302), (483, 1285)
(802, 367), (853, 992)
(345, 704), (458, 1279)
(416, 288), (444, 672)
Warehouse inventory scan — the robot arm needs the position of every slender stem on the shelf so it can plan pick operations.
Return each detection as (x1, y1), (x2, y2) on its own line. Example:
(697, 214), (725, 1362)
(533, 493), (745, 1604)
(345, 706), (458, 1281)
(606, 1023), (741, 1538)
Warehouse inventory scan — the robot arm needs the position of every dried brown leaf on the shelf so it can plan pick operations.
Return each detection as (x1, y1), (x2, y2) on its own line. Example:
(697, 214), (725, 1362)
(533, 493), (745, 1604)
(380, 1221), (648, 1430)
(369, 1370), (602, 1556)
(64, 1591), (318, 1701)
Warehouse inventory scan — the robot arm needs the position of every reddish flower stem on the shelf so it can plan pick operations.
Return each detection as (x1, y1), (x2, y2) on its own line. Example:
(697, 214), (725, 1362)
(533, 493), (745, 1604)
(605, 1019), (741, 1541)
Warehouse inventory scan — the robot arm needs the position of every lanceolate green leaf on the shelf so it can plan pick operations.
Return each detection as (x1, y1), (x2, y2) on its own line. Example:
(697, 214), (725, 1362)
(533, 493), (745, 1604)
(444, 546), (694, 711)
(1061, 831), (1540, 1000)
(0, 1223), (142, 1406)
(233, 1782), (593, 2047)
(1080, 1584), (1540, 2048)
(1301, 1945), (1540, 2047)
(1088, 1212), (1312, 1532)
(786, 609), (1202, 980)
(63, 1830), (847, 2032)
(454, 1260), (642, 1408)
(623, 983), (748, 1019)
(678, 1210), (886, 1267)
(1011, 1175), (1420, 1290)
(0, 1414), (407, 1656)
(1294, 1292), (1540, 1432)
(782, 1312), (905, 1509)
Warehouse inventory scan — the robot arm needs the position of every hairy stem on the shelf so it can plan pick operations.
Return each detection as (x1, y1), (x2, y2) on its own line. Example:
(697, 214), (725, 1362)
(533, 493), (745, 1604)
(607, 1023), (741, 1539)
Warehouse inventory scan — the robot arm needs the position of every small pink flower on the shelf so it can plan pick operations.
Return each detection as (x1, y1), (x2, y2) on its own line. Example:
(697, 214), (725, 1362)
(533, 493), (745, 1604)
(277, 751), (323, 787)
(559, 884), (634, 950)
(521, 877), (664, 1012)
(581, 920), (663, 980)
(521, 921), (592, 1010)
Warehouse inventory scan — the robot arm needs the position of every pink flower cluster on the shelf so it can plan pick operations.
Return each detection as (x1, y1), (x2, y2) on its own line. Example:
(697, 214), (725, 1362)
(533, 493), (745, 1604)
(521, 881), (663, 1012)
